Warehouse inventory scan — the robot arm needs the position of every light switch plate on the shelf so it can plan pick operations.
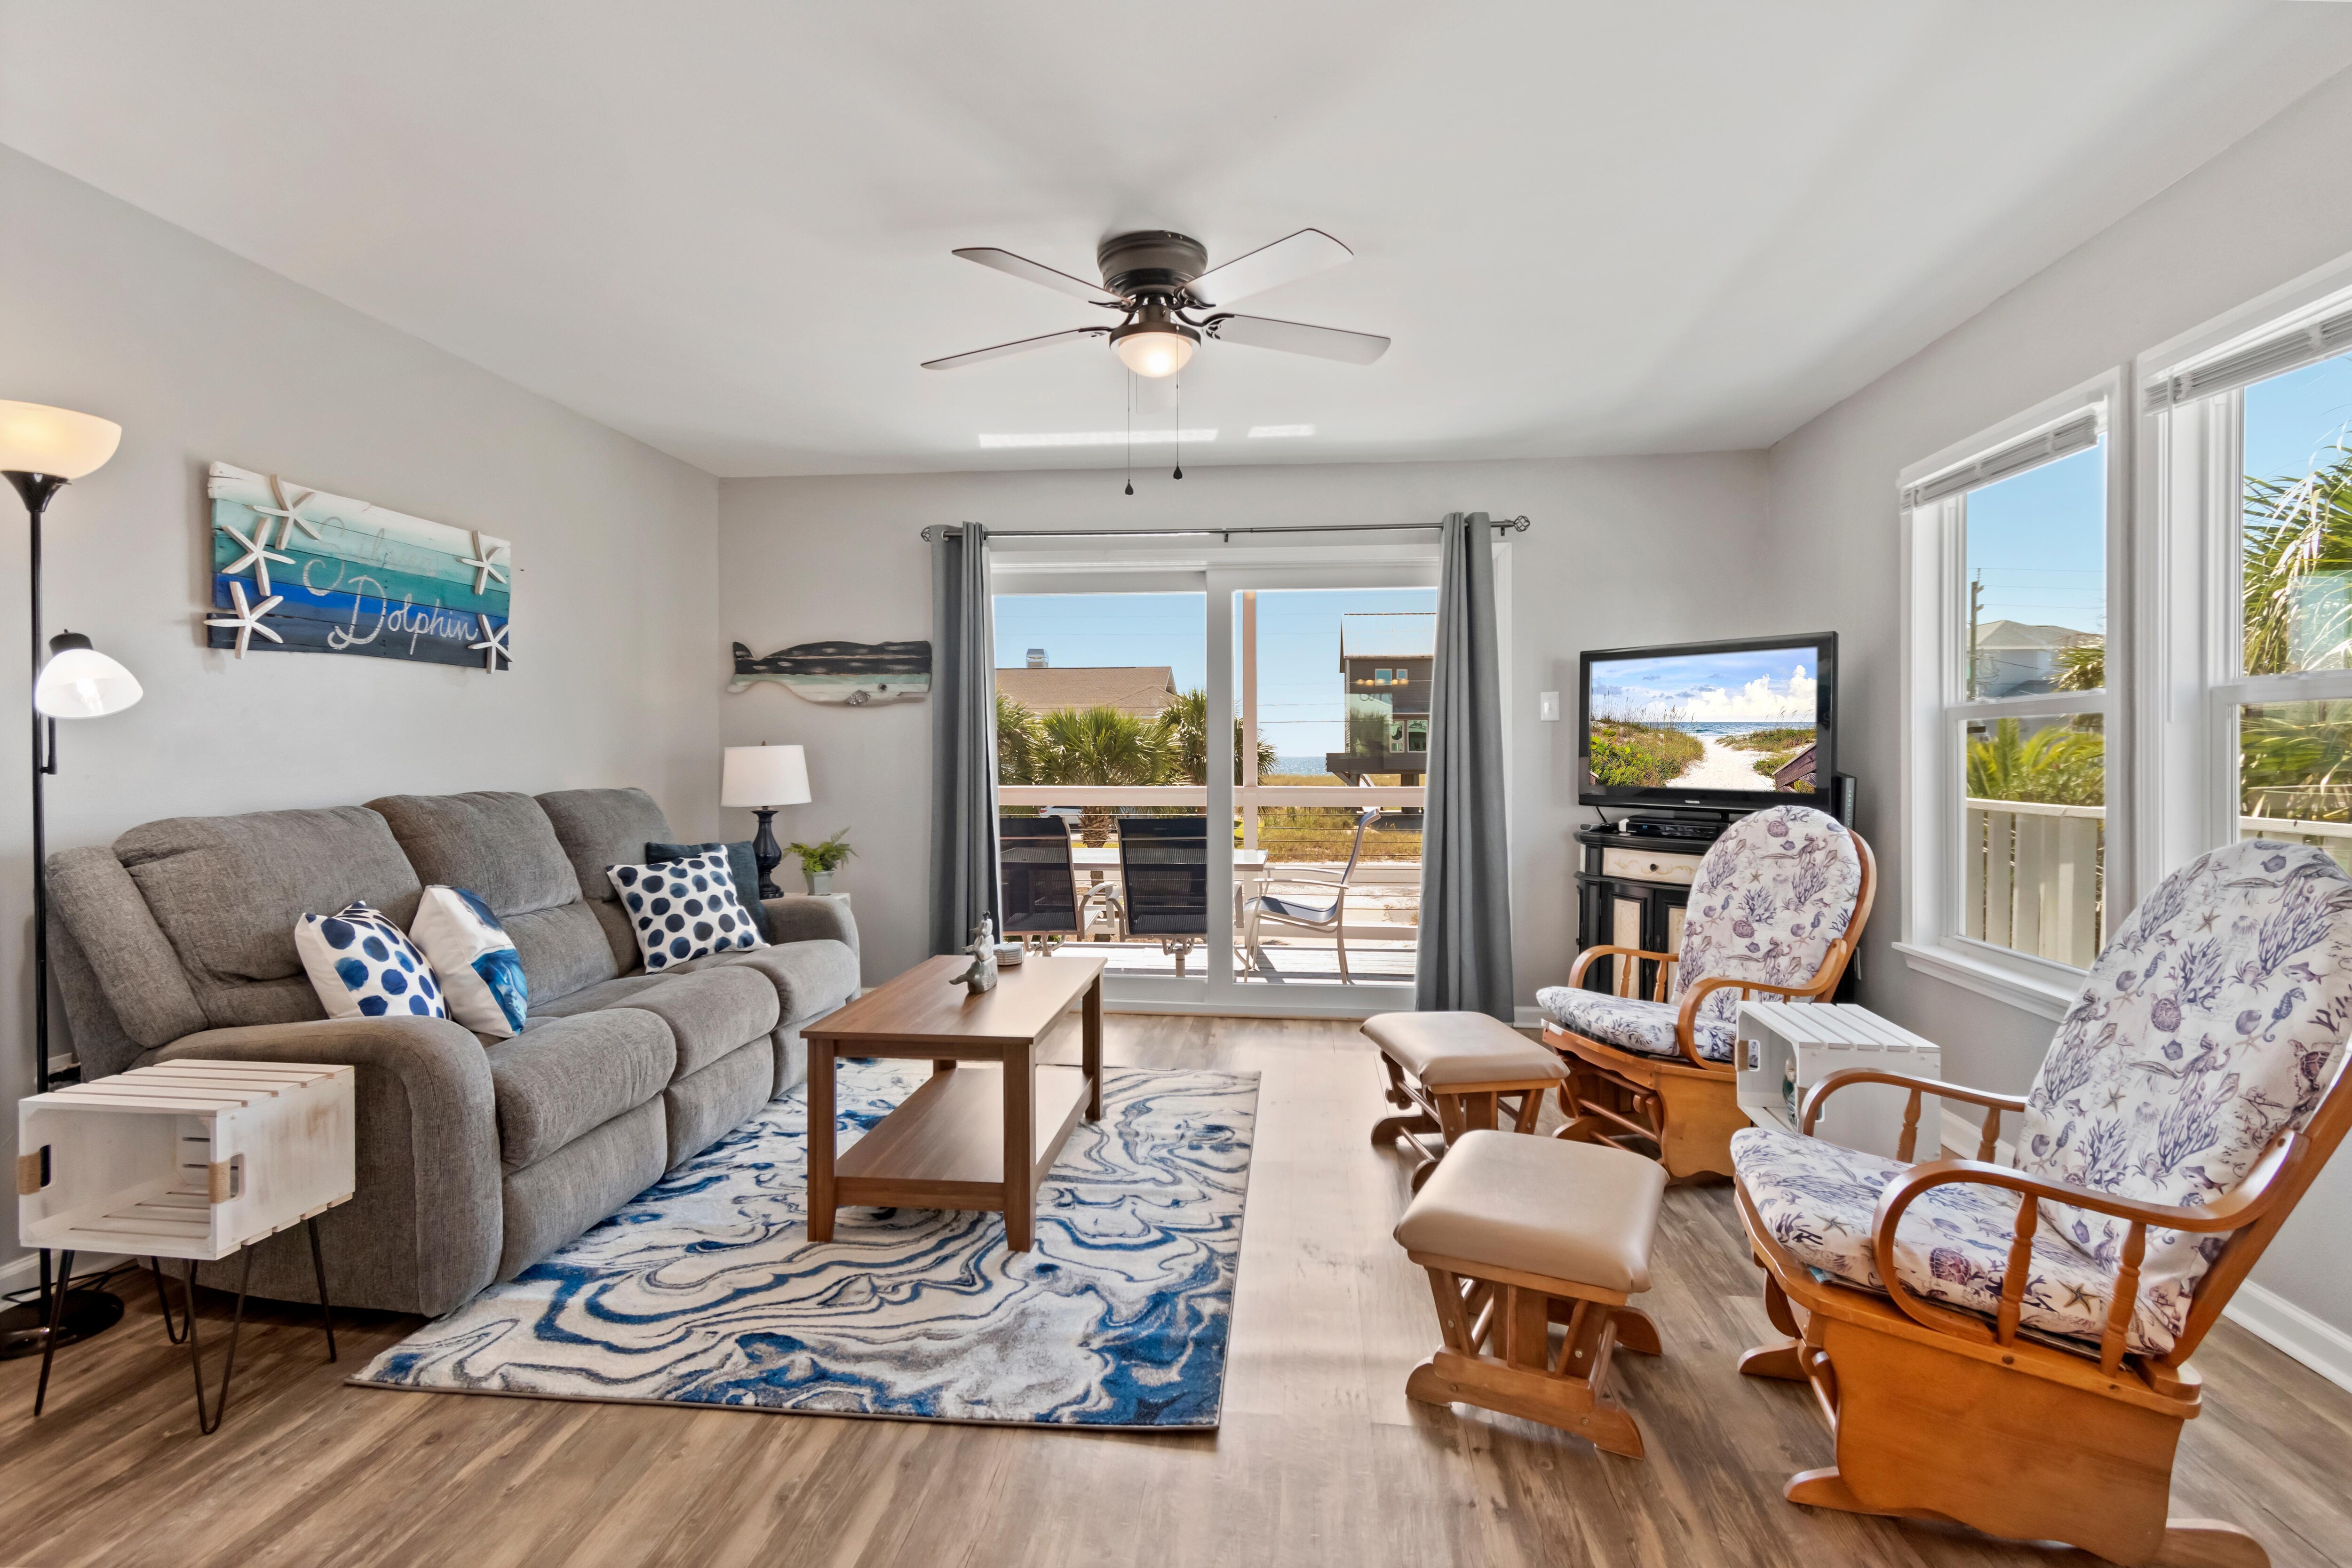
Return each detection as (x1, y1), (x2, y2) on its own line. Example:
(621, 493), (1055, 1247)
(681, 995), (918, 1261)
(1538, 691), (1560, 722)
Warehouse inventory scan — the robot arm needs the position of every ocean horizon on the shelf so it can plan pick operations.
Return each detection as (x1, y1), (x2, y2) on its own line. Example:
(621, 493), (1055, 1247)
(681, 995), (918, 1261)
(1596, 718), (1815, 738)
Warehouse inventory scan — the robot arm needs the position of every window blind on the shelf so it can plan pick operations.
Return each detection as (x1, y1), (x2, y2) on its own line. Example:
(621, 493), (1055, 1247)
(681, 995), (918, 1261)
(2142, 304), (2352, 414)
(1900, 411), (2101, 510)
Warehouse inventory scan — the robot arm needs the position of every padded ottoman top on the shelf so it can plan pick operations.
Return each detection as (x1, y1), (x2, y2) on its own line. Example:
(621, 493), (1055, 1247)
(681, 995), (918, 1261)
(1362, 1011), (1565, 1086)
(1393, 1130), (1666, 1293)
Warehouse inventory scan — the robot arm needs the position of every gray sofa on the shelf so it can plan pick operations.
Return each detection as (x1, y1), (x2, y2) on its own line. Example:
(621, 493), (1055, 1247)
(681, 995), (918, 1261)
(42, 786), (860, 1316)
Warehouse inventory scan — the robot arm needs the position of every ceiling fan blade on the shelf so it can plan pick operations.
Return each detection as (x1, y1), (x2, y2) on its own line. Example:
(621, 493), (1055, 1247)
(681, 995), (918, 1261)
(952, 247), (1119, 304)
(1187, 229), (1352, 307)
(1203, 313), (1390, 366)
(921, 327), (1109, 370)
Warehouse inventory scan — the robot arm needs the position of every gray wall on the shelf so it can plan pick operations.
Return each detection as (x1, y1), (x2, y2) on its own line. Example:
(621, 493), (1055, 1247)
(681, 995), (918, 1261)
(1, 147), (723, 1266)
(716, 454), (1770, 988)
(1760, 66), (2352, 1341)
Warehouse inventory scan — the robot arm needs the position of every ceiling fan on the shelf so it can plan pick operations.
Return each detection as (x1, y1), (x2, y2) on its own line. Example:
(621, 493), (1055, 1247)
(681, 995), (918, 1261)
(922, 228), (1391, 379)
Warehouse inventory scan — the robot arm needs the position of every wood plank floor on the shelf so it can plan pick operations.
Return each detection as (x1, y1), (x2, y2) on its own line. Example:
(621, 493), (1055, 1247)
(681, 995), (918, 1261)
(5, 1016), (2351, 1568)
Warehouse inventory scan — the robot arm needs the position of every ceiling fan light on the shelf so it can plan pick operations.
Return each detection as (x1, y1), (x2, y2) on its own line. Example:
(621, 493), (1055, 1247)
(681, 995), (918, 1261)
(1110, 322), (1199, 379)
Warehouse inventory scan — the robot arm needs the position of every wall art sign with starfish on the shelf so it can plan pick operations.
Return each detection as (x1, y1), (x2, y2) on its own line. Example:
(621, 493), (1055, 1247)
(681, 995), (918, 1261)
(203, 462), (512, 669)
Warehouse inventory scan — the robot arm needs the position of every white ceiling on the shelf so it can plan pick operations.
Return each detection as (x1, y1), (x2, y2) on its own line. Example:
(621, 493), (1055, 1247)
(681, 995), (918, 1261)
(6, 1), (2352, 478)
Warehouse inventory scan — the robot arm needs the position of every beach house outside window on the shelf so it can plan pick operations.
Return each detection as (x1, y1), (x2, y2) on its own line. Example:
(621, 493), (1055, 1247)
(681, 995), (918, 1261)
(1898, 371), (2127, 1012)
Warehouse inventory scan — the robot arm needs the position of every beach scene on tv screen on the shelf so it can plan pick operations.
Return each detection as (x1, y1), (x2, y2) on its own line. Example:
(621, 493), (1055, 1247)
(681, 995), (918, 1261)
(1588, 648), (1820, 793)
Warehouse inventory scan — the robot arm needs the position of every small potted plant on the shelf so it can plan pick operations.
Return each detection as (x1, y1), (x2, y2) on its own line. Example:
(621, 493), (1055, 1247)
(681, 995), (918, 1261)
(787, 828), (856, 895)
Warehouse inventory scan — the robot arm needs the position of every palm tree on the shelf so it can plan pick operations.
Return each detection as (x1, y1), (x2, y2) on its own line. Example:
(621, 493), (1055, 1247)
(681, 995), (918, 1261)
(1036, 704), (1175, 843)
(2243, 444), (2352, 677)
(995, 690), (1043, 788)
(2052, 641), (2105, 693)
(1154, 688), (1279, 784)
(1968, 716), (2104, 807)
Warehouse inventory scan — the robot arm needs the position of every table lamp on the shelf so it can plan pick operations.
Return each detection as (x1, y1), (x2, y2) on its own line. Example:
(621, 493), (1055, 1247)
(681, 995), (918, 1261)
(721, 743), (811, 898)
(1, 400), (135, 1363)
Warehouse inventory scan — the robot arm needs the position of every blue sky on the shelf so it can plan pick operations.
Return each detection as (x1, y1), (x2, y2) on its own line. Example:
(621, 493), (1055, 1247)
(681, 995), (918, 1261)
(1965, 352), (2352, 639)
(993, 586), (1438, 756)
(1589, 648), (1818, 725)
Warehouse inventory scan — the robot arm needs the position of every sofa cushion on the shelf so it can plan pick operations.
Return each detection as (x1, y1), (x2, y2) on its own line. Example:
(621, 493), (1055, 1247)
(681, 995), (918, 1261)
(504, 902), (622, 1004)
(45, 844), (208, 1052)
(410, 885), (527, 1037)
(368, 791), (582, 917)
(605, 852), (765, 972)
(538, 788), (671, 904)
(115, 806), (421, 1026)
(295, 901), (446, 1020)
(649, 839), (773, 940)
(527, 973), (676, 1021)
(483, 1007), (675, 1171)
(681, 938), (860, 1026)
(617, 966), (779, 1078)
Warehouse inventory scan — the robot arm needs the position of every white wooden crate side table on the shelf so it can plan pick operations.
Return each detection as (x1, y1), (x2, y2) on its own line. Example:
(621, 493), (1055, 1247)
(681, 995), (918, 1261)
(16, 1059), (355, 1431)
(1732, 1003), (1941, 1160)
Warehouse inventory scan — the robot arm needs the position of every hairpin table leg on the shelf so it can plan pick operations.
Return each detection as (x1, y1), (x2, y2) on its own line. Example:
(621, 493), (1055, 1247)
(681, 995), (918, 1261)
(306, 1217), (336, 1363)
(183, 1249), (254, 1435)
(151, 1257), (188, 1345)
(31, 1248), (74, 1417)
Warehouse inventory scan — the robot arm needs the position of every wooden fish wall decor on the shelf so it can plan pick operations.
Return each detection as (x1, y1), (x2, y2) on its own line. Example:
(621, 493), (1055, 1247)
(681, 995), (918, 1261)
(729, 640), (931, 705)
(205, 463), (512, 669)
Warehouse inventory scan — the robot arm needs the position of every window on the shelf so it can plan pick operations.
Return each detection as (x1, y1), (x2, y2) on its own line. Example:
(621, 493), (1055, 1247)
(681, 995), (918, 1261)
(1899, 372), (2128, 1014)
(2141, 273), (2352, 888)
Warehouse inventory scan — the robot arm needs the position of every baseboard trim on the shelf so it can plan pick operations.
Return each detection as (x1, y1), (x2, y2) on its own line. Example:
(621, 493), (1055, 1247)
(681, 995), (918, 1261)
(0, 1247), (133, 1296)
(2219, 1280), (2352, 1394)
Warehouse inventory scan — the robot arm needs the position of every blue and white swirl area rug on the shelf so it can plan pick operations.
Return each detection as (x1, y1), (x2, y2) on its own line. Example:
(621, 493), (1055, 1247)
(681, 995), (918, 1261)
(353, 1061), (1259, 1429)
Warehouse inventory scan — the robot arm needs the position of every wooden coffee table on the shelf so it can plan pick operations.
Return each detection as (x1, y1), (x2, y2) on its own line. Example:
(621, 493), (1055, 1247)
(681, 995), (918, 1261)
(801, 952), (1105, 1251)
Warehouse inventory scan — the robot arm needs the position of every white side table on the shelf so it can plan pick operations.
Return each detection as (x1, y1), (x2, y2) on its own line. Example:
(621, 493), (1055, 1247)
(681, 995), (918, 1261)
(1733, 1002), (1942, 1160)
(16, 1059), (355, 1431)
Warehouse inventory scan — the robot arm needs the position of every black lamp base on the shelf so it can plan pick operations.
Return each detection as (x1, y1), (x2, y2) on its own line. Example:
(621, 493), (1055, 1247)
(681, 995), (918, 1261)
(750, 807), (783, 899)
(0, 1288), (124, 1361)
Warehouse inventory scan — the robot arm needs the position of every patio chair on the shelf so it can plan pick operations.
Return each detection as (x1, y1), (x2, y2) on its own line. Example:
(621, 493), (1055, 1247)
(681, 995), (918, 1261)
(1728, 838), (2352, 1567)
(1114, 814), (1209, 976)
(998, 814), (1096, 948)
(1535, 806), (1874, 1179)
(1242, 806), (1383, 982)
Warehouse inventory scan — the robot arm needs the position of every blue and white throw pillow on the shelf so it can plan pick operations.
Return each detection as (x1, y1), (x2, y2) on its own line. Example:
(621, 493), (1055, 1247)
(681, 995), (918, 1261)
(605, 850), (765, 971)
(294, 901), (446, 1021)
(409, 885), (528, 1039)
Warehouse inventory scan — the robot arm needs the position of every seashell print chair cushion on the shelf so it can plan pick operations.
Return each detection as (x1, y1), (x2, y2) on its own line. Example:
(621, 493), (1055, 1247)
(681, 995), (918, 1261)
(1534, 987), (1724, 1061)
(1734, 838), (2352, 1356)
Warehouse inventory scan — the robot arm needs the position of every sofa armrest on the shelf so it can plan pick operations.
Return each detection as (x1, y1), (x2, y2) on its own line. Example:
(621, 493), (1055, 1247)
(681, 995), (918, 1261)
(159, 1016), (500, 1317)
(765, 894), (858, 955)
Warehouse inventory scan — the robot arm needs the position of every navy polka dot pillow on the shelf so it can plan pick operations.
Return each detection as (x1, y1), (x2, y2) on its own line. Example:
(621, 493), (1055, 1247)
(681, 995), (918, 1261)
(294, 900), (447, 1021)
(604, 850), (766, 972)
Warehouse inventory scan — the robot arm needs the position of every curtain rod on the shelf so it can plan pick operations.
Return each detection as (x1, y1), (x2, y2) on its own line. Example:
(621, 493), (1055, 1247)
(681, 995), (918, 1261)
(918, 516), (1530, 543)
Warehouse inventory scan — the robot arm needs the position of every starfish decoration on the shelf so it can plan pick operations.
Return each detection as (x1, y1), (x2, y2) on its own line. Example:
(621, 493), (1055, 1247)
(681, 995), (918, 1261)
(469, 614), (511, 672)
(459, 532), (510, 596)
(219, 520), (294, 597)
(2198, 911), (2219, 932)
(2103, 1087), (2128, 1111)
(2058, 1281), (2102, 1312)
(206, 579), (284, 660)
(253, 473), (323, 547)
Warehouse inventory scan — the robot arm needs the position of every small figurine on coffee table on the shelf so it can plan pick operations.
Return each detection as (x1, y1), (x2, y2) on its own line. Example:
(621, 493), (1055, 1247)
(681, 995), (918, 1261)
(952, 916), (1000, 994)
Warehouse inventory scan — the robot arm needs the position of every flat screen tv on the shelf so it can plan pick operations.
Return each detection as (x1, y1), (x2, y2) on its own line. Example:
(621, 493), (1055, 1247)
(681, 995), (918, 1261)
(1579, 633), (1837, 809)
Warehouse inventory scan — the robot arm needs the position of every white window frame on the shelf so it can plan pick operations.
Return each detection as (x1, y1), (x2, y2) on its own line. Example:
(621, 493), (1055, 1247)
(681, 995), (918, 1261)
(2136, 256), (2352, 890)
(1896, 368), (2132, 1019)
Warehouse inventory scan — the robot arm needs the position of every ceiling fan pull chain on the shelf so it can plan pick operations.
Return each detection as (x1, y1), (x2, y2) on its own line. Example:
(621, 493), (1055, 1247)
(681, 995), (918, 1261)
(1172, 371), (1184, 480)
(1124, 370), (1134, 496)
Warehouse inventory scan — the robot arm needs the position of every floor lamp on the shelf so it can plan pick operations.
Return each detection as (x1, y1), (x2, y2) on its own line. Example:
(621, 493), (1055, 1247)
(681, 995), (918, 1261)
(0, 400), (140, 1361)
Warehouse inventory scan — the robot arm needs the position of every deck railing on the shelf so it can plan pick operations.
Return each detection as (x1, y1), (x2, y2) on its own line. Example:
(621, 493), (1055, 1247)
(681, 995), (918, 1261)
(1964, 799), (2352, 967)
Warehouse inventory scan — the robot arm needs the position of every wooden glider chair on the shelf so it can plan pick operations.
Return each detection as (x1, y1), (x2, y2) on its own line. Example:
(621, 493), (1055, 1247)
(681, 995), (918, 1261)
(1535, 806), (1875, 1179)
(1729, 838), (2352, 1568)
(1241, 806), (1383, 982)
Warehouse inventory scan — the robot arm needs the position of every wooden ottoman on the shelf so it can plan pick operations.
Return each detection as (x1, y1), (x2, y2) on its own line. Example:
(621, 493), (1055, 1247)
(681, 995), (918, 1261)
(1365, 1011), (1568, 1189)
(1393, 1129), (1667, 1457)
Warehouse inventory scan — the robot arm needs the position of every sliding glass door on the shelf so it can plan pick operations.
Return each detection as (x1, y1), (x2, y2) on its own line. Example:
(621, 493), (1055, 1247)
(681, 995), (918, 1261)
(990, 552), (1438, 1016)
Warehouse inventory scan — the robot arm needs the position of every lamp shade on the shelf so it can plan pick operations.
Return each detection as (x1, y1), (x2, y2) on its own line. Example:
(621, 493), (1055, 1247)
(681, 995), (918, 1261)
(0, 401), (122, 480)
(721, 743), (811, 808)
(35, 634), (142, 719)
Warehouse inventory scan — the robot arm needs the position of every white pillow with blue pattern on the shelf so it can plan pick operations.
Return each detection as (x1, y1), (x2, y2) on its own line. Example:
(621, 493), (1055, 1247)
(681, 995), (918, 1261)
(408, 885), (529, 1039)
(294, 901), (446, 1020)
(605, 850), (765, 971)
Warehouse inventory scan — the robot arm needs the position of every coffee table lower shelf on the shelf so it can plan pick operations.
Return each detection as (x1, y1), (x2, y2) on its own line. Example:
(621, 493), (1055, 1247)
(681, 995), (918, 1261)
(833, 1063), (1093, 1215)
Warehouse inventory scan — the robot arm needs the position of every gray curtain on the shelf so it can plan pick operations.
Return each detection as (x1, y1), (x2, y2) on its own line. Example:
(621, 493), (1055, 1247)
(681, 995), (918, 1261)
(1415, 511), (1515, 1017)
(929, 523), (1000, 955)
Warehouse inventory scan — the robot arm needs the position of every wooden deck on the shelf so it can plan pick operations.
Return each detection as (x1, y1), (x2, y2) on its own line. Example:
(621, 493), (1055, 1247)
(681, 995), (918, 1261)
(3, 1014), (2350, 1568)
